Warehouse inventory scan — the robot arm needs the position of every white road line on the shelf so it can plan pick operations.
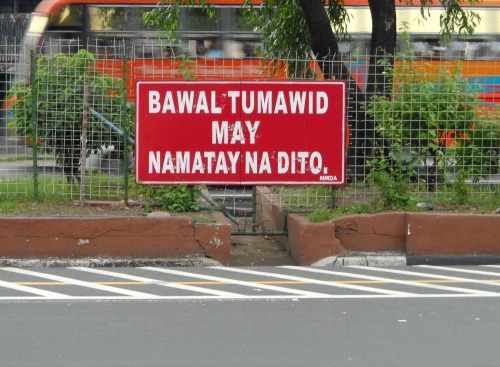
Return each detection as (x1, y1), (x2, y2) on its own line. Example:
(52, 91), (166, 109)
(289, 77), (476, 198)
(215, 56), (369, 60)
(418, 265), (500, 280)
(141, 267), (332, 298)
(71, 267), (245, 298)
(1, 268), (158, 299)
(347, 266), (500, 296)
(0, 293), (497, 302)
(0, 279), (71, 299)
(483, 265), (500, 269)
(281, 266), (499, 295)
(215, 266), (414, 296)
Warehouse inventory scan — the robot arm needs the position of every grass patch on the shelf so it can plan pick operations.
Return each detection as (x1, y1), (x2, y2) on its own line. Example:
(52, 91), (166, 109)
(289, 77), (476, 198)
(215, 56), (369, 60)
(0, 174), (126, 202)
(0, 201), (21, 213)
(193, 213), (217, 223)
(307, 203), (376, 222)
(305, 190), (499, 222)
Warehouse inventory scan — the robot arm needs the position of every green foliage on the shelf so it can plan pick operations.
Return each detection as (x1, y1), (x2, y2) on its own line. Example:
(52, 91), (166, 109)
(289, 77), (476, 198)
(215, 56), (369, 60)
(452, 116), (500, 180)
(242, 0), (352, 77)
(368, 61), (481, 162)
(140, 184), (202, 213)
(0, 174), (125, 203)
(366, 143), (417, 209)
(0, 201), (19, 213)
(8, 50), (133, 182)
(307, 203), (375, 222)
(408, 0), (482, 44)
(365, 36), (499, 207)
(307, 207), (334, 223)
(193, 213), (217, 223)
(452, 169), (471, 204)
(143, 0), (215, 43)
(178, 58), (198, 80)
(243, 0), (310, 59)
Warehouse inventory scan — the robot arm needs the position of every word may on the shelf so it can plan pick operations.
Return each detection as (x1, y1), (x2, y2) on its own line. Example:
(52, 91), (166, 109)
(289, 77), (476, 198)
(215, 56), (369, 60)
(212, 121), (259, 144)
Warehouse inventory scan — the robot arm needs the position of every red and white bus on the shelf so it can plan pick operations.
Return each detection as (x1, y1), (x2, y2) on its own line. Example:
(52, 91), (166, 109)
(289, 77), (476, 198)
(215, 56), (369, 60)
(16, 0), (499, 102)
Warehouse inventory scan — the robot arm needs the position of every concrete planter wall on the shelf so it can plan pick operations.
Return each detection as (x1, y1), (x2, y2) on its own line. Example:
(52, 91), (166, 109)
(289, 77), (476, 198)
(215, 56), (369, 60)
(0, 212), (232, 265)
(2, 185), (498, 267)
(255, 186), (500, 265)
(287, 212), (500, 265)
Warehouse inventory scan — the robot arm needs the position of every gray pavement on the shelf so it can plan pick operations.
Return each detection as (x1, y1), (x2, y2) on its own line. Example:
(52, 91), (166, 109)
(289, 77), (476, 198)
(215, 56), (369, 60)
(1, 265), (500, 367)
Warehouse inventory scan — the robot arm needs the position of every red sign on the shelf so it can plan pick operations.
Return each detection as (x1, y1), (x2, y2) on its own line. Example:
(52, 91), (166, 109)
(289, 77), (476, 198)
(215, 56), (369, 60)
(135, 81), (346, 185)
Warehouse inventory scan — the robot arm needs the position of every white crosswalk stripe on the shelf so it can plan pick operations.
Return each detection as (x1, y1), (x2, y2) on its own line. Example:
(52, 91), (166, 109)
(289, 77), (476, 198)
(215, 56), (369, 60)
(71, 266), (246, 298)
(1, 267), (159, 299)
(0, 278), (71, 299)
(418, 265), (500, 279)
(348, 266), (500, 296)
(0, 265), (499, 301)
(282, 265), (500, 296)
(141, 266), (332, 298)
(215, 266), (414, 296)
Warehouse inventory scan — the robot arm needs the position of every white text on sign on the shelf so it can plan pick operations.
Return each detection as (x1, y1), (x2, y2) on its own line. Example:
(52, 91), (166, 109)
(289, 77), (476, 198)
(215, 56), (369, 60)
(148, 90), (329, 115)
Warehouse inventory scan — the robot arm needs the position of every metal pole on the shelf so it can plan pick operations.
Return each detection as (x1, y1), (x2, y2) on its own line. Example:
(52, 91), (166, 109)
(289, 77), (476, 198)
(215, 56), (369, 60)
(330, 186), (337, 208)
(252, 186), (257, 233)
(30, 50), (38, 201)
(122, 54), (129, 205)
(80, 77), (89, 207)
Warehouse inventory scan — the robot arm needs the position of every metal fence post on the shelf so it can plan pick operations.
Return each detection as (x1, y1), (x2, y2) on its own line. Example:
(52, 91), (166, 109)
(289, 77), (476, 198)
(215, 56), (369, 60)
(122, 54), (129, 205)
(30, 49), (38, 201)
(80, 77), (89, 206)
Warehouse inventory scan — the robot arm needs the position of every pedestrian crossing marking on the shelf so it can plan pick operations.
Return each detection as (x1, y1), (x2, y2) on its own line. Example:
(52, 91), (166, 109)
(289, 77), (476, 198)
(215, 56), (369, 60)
(0, 265), (499, 301)
(282, 266), (500, 297)
(214, 266), (414, 296)
(142, 266), (332, 298)
(0, 279), (70, 299)
(72, 266), (246, 298)
(2, 267), (160, 299)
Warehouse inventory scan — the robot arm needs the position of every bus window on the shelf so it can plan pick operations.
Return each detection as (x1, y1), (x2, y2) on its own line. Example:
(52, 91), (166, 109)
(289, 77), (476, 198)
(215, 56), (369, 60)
(84, 5), (262, 59)
(41, 5), (83, 55)
(51, 5), (83, 28)
(232, 8), (257, 34)
(183, 7), (219, 34)
(186, 7), (260, 58)
(88, 6), (148, 33)
(131, 39), (185, 59)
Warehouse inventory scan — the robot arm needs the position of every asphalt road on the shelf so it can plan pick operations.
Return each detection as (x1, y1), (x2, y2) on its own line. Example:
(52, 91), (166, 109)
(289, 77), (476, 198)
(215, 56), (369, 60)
(1, 265), (499, 367)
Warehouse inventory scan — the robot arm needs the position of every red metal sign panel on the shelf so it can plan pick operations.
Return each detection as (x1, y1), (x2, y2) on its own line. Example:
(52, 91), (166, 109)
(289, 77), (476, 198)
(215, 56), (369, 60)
(135, 81), (346, 185)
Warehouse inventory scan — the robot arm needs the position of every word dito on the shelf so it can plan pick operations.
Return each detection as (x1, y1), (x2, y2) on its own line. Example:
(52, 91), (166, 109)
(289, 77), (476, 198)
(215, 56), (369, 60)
(136, 81), (346, 185)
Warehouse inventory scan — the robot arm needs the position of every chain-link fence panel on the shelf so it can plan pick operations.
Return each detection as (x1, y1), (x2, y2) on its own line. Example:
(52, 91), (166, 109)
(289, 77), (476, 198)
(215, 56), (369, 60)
(1, 37), (498, 228)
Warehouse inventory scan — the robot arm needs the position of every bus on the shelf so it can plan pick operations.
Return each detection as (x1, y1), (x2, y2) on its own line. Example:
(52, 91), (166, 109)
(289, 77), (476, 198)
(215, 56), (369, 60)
(16, 0), (500, 104)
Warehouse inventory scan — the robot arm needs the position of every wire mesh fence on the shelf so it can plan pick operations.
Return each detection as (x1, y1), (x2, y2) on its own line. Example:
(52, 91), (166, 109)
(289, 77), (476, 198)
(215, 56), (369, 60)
(1, 37), (499, 229)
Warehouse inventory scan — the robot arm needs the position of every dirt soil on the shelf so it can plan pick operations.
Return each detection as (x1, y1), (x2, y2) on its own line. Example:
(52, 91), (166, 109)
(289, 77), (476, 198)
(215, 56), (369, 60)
(3, 201), (295, 266)
(228, 235), (294, 266)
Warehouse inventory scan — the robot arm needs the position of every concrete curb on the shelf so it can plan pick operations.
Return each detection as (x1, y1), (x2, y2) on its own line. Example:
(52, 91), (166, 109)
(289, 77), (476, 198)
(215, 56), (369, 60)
(3, 255), (500, 268)
(406, 255), (500, 266)
(312, 256), (407, 267)
(0, 257), (222, 268)
(312, 255), (500, 267)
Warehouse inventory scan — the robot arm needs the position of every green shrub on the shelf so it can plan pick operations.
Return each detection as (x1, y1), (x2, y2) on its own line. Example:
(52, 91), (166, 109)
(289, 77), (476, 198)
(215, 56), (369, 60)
(365, 39), (499, 207)
(140, 184), (202, 213)
(8, 50), (133, 183)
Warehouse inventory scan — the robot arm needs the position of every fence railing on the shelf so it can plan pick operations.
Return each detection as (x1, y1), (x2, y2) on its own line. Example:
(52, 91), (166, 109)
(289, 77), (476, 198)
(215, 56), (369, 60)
(1, 38), (498, 217)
